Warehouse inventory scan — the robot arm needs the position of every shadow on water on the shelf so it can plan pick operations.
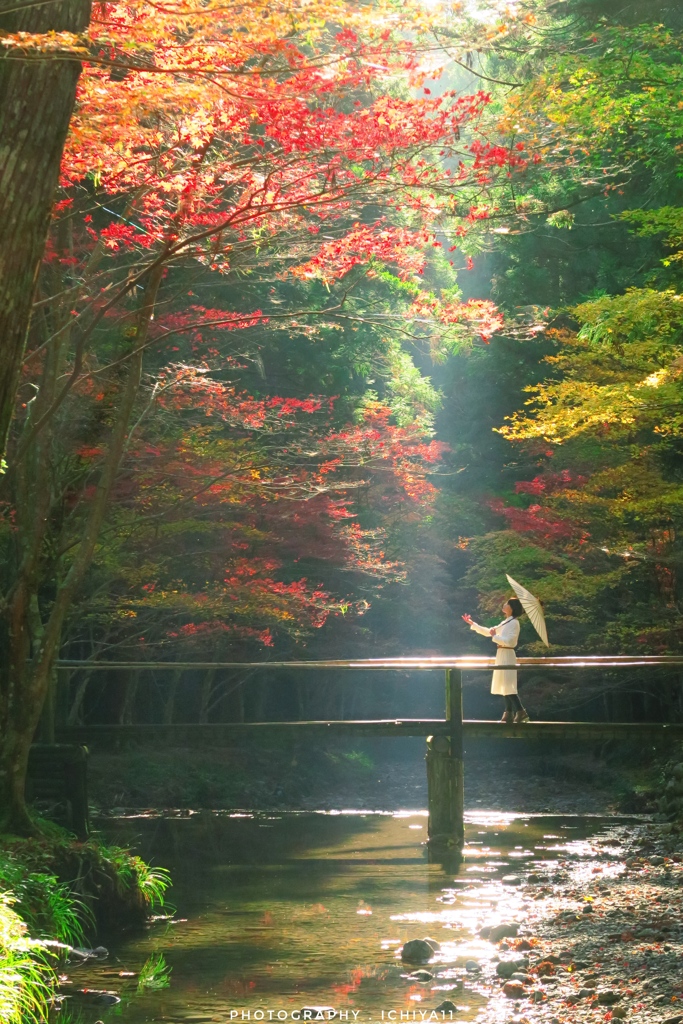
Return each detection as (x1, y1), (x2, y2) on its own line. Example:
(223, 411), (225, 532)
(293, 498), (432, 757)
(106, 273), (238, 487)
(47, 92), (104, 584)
(63, 810), (643, 1024)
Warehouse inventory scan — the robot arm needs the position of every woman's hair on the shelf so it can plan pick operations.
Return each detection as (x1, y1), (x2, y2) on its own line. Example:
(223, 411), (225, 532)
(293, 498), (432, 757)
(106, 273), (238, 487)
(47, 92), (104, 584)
(508, 597), (524, 618)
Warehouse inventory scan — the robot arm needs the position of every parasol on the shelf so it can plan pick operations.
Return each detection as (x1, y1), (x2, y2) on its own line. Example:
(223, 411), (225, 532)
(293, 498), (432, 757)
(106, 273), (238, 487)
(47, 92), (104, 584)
(506, 574), (549, 647)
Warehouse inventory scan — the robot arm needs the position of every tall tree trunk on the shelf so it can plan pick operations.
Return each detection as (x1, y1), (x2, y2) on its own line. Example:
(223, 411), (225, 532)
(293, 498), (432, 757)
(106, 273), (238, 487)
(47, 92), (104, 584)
(0, 267), (160, 834)
(0, 0), (92, 463)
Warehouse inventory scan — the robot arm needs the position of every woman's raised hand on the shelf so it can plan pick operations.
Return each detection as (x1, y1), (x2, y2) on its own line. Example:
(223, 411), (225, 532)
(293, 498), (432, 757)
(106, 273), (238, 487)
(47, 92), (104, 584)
(461, 613), (473, 625)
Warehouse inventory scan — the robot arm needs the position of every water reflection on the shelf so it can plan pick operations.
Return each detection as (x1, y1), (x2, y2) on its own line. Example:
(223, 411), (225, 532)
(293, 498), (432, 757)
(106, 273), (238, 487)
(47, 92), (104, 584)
(62, 812), (639, 1024)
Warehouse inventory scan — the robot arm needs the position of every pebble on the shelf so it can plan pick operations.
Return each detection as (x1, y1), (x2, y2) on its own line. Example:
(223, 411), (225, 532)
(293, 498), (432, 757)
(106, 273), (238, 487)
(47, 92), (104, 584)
(464, 960), (480, 972)
(597, 989), (621, 1005)
(501, 875), (522, 886)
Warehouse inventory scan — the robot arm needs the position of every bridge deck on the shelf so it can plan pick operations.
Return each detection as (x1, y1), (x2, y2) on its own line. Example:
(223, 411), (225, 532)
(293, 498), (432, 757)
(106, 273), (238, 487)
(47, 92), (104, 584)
(58, 719), (683, 744)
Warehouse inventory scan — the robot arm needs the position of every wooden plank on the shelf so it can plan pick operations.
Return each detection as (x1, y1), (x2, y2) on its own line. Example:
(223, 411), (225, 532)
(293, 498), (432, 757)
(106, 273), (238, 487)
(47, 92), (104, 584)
(57, 718), (683, 746)
(462, 720), (683, 741)
(58, 719), (453, 743)
(55, 656), (683, 671)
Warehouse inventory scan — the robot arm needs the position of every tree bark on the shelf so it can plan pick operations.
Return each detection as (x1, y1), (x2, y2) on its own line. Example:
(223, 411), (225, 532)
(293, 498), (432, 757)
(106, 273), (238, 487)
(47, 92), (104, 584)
(0, 0), (92, 463)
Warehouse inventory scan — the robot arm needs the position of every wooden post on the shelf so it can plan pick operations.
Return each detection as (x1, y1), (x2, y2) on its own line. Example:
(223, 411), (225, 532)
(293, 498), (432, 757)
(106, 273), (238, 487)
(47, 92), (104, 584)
(426, 669), (464, 850)
(448, 667), (464, 846)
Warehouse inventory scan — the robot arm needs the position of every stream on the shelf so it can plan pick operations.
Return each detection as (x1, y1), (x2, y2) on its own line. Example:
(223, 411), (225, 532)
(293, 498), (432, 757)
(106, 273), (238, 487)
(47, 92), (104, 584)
(59, 811), (648, 1024)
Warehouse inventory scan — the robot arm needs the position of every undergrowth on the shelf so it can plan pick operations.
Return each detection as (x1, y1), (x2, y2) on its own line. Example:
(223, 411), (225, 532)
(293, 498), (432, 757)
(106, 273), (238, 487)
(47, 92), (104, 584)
(0, 892), (51, 1024)
(0, 818), (172, 1024)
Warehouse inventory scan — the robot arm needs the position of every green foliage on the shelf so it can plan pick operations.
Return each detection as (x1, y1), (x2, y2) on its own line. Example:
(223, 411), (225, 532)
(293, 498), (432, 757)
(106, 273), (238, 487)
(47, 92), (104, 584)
(0, 852), (89, 947)
(501, 289), (683, 442)
(137, 952), (171, 992)
(0, 894), (51, 1024)
(87, 839), (171, 912)
(0, 827), (173, 1024)
(432, 0), (683, 679)
(336, 750), (374, 772)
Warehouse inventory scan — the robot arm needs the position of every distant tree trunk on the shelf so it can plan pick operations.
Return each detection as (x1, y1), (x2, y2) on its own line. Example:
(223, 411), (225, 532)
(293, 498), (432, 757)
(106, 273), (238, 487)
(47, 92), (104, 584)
(0, 0), (92, 462)
(163, 669), (182, 725)
(198, 670), (216, 724)
(68, 667), (95, 725)
(119, 672), (140, 725)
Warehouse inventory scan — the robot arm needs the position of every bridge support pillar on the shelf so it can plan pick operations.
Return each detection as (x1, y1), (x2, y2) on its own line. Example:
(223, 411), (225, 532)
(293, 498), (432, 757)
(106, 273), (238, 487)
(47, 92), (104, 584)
(426, 669), (464, 853)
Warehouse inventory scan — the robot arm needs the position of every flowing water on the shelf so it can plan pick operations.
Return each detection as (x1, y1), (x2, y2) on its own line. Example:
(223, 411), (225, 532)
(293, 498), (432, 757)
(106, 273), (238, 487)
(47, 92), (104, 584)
(64, 811), (638, 1024)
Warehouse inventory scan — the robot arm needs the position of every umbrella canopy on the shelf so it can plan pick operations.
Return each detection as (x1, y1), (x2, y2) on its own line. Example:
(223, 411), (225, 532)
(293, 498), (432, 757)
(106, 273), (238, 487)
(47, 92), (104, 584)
(506, 574), (549, 647)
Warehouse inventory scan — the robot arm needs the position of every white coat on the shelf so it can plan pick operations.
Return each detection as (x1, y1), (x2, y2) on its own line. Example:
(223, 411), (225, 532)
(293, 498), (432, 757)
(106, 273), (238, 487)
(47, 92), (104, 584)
(469, 617), (520, 695)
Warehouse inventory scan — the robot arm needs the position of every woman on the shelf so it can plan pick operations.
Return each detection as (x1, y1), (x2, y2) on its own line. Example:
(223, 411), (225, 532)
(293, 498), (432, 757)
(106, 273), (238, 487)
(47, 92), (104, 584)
(462, 599), (530, 724)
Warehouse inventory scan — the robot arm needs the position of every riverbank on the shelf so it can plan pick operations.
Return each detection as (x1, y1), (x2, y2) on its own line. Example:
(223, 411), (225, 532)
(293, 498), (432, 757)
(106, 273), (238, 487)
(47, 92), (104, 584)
(0, 824), (170, 1021)
(88, 740), (655, 816)
(474, 819), (683, 1024)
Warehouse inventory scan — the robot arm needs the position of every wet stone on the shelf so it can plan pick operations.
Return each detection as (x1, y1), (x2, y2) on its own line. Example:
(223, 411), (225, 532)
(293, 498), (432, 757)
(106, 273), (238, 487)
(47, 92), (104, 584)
(503, 981), (527, 999)
(401, 938), (439, 963)
(70, 990), (120, 1005)
(496, 959), (528, 979)
(434, 1002), (458, 1014)
(502, 875), (523, 886)
(464, 960), (481, 972)
(488, 923), (520, 942)
(405, 970), (433, 982)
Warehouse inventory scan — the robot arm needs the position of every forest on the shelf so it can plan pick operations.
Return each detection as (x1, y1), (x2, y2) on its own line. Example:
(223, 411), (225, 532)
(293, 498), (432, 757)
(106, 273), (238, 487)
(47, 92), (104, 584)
(2, 0), (683, 812)
(5, 0), (683, 749)
(2, 0), (683, 1018)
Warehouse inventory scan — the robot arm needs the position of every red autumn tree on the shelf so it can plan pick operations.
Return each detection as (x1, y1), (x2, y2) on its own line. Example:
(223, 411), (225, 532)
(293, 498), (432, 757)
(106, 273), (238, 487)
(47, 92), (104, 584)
(0, 0), (520, 831)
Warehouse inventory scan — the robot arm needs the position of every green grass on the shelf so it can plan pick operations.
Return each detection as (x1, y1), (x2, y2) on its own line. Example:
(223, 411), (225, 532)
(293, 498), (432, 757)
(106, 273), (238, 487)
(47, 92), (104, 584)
(137, 952), (171, 992)
(0, 893), (52, 1024)
(0, 850), (91, 947)
(0, 817), (173, 1023)
(89, 837), (172, 912)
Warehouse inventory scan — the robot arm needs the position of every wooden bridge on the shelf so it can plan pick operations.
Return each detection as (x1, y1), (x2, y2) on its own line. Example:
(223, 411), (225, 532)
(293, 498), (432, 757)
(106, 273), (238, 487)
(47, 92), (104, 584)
(48, 655), (683, 851)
